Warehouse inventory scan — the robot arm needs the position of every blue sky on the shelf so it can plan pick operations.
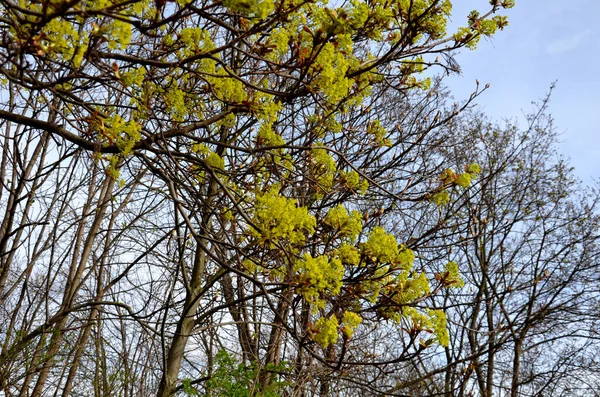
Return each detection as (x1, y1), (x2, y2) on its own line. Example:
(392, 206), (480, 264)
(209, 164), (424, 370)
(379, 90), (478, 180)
(444, 0), (599, 183)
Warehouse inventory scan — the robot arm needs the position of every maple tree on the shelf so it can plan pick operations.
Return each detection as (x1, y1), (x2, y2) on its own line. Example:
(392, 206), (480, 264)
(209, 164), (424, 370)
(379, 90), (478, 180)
(0, 0), (516, 395)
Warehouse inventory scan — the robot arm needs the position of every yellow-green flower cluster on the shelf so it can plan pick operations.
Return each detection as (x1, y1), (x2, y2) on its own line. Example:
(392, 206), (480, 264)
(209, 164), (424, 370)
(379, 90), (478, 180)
(342, 311), (362, 338)
(222, 0), (274, 19)
(250, 188), (316, 248)
(313, 315), (339, 348)
(366, 119), (391, 146)
(310, 42), (352, 103)
(455, 6), (513, 50)
(336, 243), (361, 266)
(362, 227), (408, 263)
(103, 115), (142, 155)
(427, 309), (450, 346)
(311, 148), (338, 197)
(431, 190), (450, 206)
(256, 100), (285, 146)
(431, 163), (482, 205)
(295, 254), (344, 309)
(393, 272), (430, 305)
(340, 170), (369, 195)
(403, 307), (450, 347)
(323, 205), (363, 242)
(443, 261), (465, 288)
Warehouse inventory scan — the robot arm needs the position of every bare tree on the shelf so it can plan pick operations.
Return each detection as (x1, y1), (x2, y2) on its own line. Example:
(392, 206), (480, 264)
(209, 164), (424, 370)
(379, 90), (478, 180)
(387, 94), (600, 397)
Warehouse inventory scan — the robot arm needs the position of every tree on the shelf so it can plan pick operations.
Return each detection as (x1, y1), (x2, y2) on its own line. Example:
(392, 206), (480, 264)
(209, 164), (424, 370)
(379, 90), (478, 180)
(386, 93), (600, 397)
(0, 0), (516, 396)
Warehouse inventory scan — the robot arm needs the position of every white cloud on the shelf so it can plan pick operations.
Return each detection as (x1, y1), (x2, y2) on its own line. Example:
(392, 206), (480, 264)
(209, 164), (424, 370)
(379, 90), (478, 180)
(546, 29), (591, 55)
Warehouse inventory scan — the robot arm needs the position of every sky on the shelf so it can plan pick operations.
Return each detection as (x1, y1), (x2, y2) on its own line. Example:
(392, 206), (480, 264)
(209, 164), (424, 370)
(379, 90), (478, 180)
(443, 0), (599, 184)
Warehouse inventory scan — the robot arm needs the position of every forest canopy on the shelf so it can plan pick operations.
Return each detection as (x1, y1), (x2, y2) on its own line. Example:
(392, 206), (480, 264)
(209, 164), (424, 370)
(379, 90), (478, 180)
(2, 0), (599, 396)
